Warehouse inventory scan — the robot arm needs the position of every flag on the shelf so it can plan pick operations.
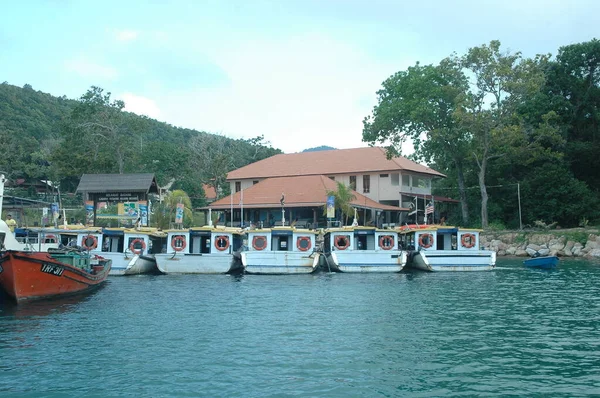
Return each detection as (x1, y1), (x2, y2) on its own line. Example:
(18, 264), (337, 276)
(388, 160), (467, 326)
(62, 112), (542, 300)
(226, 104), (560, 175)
(425, 202), (434, 215)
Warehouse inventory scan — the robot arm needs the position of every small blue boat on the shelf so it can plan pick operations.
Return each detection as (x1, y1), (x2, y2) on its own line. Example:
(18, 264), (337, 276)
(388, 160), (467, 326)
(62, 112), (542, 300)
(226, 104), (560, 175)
(523, 256), (559, 269)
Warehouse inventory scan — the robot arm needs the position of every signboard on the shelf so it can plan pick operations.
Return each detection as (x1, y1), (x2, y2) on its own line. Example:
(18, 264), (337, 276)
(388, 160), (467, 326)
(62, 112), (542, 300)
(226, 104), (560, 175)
(327, 196), (335, 218)
(85, 201), (94, 226)
(175, 203), (184, 224)
(51, 203), (59, 223)
(139, 201), (148, 226)
(91, 192), (142, 202)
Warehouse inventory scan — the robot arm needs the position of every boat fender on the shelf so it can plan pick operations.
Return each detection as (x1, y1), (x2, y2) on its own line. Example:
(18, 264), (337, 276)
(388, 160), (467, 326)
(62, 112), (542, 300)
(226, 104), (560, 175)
(334, 235), (350, 250)
(129, 238), (146, 255)
(81, 235), (98, 250)
(171, 235), (187, 252)
(215, 235), (230, 251)
(461, 233), (476, 249)
(379, 235), (394, 250)
(296, 236), (312, 251)
(418, 233), (433, 249)
(252, 235), (267, 251)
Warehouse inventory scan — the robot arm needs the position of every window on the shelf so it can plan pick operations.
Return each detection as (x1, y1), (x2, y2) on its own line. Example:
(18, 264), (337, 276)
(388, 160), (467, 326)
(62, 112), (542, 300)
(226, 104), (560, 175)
(349, 175), (356, 190)
(413, 176), (430, 188)
(391, 173), (399, 186)
(253, 180), (259, 185)
(380, 174), (389, 178)
(235, 181), (241, 192)
(363, 175), (370, 193)
(402, 175), (410, 187)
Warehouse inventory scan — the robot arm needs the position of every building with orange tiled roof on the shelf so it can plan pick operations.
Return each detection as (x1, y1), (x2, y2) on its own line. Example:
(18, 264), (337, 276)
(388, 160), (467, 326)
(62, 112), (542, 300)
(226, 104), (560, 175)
(202, 183), (217, 203)
(204, 147), (450, 228)
(208, 175), (405, 228)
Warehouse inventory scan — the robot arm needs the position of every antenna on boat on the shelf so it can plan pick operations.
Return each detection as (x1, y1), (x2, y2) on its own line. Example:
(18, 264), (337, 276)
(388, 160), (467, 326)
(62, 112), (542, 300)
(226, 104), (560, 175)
(280, 193), (285, 226)
(208, 208), (213, 227)
(352, 208), (358, 227)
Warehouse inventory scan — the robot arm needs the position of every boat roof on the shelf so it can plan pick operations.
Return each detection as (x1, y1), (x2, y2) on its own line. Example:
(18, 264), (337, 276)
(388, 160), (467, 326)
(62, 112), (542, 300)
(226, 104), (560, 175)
(189, 225), (245, 235)
(324, 225), (397, 233)
(247, 226), (318, 235)
(398, 224), (483, 233)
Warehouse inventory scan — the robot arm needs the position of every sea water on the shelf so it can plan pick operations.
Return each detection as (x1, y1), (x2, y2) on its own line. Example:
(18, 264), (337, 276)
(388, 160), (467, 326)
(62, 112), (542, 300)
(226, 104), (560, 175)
(1, 258), (600, 397)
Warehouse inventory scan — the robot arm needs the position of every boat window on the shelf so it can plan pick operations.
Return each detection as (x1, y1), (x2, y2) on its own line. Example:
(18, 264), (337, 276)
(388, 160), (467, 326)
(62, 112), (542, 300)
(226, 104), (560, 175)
(356, 234), (368, 250)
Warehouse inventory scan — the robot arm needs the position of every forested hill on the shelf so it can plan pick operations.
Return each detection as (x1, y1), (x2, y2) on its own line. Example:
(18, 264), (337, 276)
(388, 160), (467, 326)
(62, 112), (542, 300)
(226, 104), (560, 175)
(0, 83), (281, 206)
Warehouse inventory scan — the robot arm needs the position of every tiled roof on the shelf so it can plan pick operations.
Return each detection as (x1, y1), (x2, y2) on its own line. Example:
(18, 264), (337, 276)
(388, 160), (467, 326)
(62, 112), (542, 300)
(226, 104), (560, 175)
(206, 175), (408, 211)
(227, 147), (445, 180)
(202, 184), (217, 200)
(76, 174), (159, 193)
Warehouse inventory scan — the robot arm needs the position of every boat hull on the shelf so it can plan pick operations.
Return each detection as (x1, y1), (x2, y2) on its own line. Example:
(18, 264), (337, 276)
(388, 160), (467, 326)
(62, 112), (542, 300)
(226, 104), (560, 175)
(241, 252), (320, 274)
(154, 253), (243, 274)
(523, 256), (559, 269)
(97, 252), (160, 276)
(408, 250), (496, 272)
(0, 250), (111, 302)
(325, 251), (406, 273)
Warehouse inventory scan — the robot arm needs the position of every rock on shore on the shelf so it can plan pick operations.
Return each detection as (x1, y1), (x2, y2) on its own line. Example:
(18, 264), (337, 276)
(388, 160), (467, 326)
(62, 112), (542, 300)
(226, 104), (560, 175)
(481, 230), (600, 258)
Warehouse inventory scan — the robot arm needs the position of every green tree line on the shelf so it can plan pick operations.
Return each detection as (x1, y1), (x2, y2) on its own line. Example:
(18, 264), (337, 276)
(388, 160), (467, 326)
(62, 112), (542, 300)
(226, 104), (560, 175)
(0, 83), (281, 209)
(363, 39), (600, 229)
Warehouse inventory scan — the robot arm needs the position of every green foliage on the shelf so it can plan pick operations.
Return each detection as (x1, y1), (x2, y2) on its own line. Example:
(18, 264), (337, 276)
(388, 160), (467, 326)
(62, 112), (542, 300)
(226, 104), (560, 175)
(323, 182), (356, 225)
(562, 231), (591, 245)
(0, 83), (281, 224)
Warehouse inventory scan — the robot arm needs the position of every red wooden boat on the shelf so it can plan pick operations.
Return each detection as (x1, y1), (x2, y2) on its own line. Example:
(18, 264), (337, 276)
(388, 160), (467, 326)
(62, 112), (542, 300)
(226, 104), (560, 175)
(0, 249), (111, 303)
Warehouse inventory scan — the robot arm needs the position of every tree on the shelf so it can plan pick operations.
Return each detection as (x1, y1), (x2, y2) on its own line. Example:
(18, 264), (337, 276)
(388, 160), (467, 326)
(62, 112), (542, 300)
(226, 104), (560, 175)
(68, 86), (139, 174)
(458, 41), (563, 228)
(363, 58), (473, 224)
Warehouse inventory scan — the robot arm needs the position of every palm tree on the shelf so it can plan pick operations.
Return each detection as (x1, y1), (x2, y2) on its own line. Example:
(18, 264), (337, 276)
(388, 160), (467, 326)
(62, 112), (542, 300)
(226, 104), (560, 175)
(323, 182), (356, 226)
(163, 190), (194, 228)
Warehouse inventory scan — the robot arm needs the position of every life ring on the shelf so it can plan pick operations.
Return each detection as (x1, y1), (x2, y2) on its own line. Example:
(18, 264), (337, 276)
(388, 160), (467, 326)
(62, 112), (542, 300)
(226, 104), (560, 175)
(333, 235), (350, 250)
(44, 234), (57, 243)
(215, 235), (230, 251)
(129, 238), (146, 255)
(379, 235), (395, 250)
(461, 233), (476, 249)
(252, 235), (267, 251)
(171, 235), (187, 252)
(81, 234), (98, 250)
(296, 236), (312, 252)
(418, 233), (433, 249)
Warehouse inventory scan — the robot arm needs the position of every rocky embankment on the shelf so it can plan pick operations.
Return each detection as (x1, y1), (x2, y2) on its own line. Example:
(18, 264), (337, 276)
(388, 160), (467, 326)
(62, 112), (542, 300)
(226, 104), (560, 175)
(480, 229), (600, 258)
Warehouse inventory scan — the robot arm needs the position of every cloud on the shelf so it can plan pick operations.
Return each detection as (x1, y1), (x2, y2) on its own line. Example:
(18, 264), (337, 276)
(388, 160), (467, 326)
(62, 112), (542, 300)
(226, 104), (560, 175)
(120, 92), (162, 120)
(157, 33), (405, 153)
(114, 29), (139, 42)
(64, 57), (118, 80)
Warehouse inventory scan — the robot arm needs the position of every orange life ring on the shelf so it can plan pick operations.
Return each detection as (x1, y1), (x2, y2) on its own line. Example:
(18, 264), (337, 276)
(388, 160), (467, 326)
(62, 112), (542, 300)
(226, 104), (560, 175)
(334, 235), (350, 250)
(461, 233), (476, 249)
(171, 235), (187, 252)
(81, 234), (98, 250)
(252, 235), (267, 251)
(296, 236), (312, 252)
(379, 235), (394, 250)
(215, 235), (230, 251)
(44, 234), (57, 243)
(418, 233), (433, 249)
(129, 238), (146, 255)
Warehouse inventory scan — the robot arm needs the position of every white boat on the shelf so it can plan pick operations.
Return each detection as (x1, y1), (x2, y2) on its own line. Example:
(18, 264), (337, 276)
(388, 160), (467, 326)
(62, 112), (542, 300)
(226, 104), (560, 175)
(12, 227), (61, 252)
(398, 224), (496, 271)
(241, 227), (320, 274)
(153, 226), (245, 274)
(70, 227), (161, 276)
(322, 226), (407, 272)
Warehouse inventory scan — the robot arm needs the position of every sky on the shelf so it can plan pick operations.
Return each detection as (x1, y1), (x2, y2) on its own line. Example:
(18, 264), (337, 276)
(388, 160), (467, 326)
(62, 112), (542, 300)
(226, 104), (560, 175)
(2, 0), (598, 154)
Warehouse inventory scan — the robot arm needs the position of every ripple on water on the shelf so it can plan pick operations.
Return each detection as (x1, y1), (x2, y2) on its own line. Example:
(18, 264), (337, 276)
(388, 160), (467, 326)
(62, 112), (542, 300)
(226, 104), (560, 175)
(1, 260), (600, 396)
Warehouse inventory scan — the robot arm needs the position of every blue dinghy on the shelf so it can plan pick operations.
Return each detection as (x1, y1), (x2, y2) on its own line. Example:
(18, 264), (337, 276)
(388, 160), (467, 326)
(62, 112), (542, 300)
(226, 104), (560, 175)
(523, 256), (559, 269)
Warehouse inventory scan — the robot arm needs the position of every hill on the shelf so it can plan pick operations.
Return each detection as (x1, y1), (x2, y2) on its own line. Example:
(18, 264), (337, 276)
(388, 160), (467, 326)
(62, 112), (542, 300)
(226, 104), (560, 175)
(0, 83), (281, 206)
